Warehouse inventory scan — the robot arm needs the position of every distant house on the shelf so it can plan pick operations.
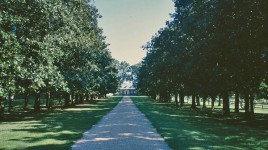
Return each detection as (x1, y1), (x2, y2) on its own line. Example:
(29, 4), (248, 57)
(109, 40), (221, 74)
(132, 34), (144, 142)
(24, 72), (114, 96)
(120, 81), (136, 96)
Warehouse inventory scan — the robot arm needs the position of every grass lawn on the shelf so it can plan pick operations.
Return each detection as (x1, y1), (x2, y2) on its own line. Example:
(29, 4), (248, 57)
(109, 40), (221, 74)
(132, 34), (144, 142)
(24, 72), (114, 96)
(0, 96), (122, 150)
(131, 96), (268, 150)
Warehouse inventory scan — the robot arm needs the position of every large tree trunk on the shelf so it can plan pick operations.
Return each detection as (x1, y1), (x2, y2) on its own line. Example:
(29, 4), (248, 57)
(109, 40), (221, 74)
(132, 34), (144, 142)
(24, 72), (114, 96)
(202, 96), (207, 108)
(222, 92), (230, 116)
(159, 93), (162, 102)
(151, 94), (156, 100)
(86, 93), (90, 102)
(77, 94), (81, 104)
(196, 96), (200, 106)
(90, 94), (94, 101)
(64, 93), (71, 107)
(71, 93), (75, 106)
(211, 96), (216, 110)
(75, 93), (79, 104)
(46, 92), (50, 109)
(161, 92), (169, 103)
(163, 93), (167, 102)
(235, 92), (240, 113)
(46, 92), (54, 109)
(8, 93), (14, 112)
(244, 92), (250, 117)
(79, 94), (84, 104)
(49, 92), (54, 109)
(167, 93), (171, 103)
(34, 92), (41, 112)
(191, 95), (196, 109)
(24, 93), (30, 109)
(218, 95), (221, 106)
(179, 93), (184, 107)
(175, 93), (178, 107)
(58, 94), (62, 106)
(250, 93), (254, 115)
(161, 93), (164, 102)
(0, 96), (5, 119)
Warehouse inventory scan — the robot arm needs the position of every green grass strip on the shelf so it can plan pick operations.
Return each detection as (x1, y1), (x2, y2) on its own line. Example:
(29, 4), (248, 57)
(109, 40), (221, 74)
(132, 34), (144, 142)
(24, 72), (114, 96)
(131, 96), (268, 150)
(0, 96), (122, 150)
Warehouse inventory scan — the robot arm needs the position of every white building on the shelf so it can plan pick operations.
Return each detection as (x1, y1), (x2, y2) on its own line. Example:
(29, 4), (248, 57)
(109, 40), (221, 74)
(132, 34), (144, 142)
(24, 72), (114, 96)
(120, 81), (136, 96)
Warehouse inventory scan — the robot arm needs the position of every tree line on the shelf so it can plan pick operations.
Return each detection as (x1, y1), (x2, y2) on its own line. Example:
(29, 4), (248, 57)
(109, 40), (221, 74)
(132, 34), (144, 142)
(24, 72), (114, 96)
(0, 0), (118, 116)
(137, 0), (268, 117)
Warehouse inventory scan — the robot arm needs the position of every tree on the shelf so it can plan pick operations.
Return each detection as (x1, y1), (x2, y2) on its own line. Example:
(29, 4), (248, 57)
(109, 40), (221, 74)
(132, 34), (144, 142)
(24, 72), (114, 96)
(137, 0), (268, 117)
(0, 0), (118, 113)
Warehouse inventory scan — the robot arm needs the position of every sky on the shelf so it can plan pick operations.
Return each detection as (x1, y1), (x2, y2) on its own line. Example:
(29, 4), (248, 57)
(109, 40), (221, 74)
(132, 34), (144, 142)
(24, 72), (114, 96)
(93, 0), (175, 65)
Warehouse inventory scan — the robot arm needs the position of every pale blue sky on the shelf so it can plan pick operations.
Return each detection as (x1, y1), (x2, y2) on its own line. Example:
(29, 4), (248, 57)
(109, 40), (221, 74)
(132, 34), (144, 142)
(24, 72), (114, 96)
(93, 0), (175, 65)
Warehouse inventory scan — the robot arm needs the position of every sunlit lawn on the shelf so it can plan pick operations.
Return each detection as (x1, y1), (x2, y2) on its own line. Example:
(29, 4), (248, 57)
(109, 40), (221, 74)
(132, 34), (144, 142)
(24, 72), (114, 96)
(132, 96), (268, 150)
(0, 96), (121, 150)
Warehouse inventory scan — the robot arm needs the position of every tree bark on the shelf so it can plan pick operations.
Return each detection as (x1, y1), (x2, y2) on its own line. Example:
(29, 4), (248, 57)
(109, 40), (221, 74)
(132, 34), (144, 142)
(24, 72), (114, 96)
(24, 93), (30, 109)
(163, 93), (167, 102)
(58, 94), (62, 106)
(46, 92), (50, 109)
(90, 94), (94, 101)
(222, 92), (230, 116)
(151, 94), (156, 100)
(71, 93), (75, 106)
(50, 92), (54, 109)
(161, 92), (168, 103)
(86, 93), (90, 102)
(8, 93), (14, 112)
(218, 95), (221, 106)
(167, 93), (171, 103)
(159, 93), (162, 102)
(235, 92), (239, 113)
(196, 96), (200, 106)
(211, 96), (216, 110)
(0, 96), (5, 119)
(64, 93), (71, 107)
(34, 92), (41, 112)
(75, 93), (79, 104)
(244, 92), (250, 117)
(203, 96), (207, 108)
(179, 93), (184, 107)
(79, 94), (84, 104)
(175, 93), (178, 107)
(191, 95), (196, 109)
(250, 93), (254, 115)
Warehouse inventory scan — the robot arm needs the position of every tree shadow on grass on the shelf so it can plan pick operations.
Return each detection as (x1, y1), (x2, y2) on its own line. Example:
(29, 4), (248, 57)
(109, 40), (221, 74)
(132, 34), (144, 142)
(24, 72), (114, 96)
(132, 97), (268, 150)
(1, 97), (121, 150)
(25, 144), (70, 150)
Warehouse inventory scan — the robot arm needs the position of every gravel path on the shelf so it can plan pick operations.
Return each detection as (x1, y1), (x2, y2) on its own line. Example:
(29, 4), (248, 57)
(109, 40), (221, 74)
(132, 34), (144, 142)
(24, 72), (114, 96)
(72, 96), (171, 150)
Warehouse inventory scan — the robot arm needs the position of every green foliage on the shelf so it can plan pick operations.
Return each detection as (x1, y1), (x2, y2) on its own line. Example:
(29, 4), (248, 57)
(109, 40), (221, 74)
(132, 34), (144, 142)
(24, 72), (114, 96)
(0, 0), (118, 111)
(137, 0), (268, 115)
(258, 81), (268, 99)
(116, 61), (131, 84)
(116, 61), (140, 89)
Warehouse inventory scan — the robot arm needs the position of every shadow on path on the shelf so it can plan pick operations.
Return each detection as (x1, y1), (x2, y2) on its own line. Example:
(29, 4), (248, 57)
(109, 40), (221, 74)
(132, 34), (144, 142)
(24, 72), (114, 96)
(72, 96), (171, 150)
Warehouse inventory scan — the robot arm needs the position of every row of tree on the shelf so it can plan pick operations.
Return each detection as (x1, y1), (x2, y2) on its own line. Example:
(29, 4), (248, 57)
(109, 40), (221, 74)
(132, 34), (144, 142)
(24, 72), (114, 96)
(0, 0), (118, 115)
(137, 0), (268, 117)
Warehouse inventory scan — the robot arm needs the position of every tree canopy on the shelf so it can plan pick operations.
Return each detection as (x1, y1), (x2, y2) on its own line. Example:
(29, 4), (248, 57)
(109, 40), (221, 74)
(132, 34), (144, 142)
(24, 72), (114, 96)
(0, 0), (118, 112)
(137, 0), (268, 117)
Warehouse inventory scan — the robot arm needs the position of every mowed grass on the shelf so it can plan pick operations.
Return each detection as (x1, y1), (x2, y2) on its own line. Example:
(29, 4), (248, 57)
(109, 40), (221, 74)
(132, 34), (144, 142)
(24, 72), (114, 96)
(0, 96), (122, 150)
(131, 96), (268, 150)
